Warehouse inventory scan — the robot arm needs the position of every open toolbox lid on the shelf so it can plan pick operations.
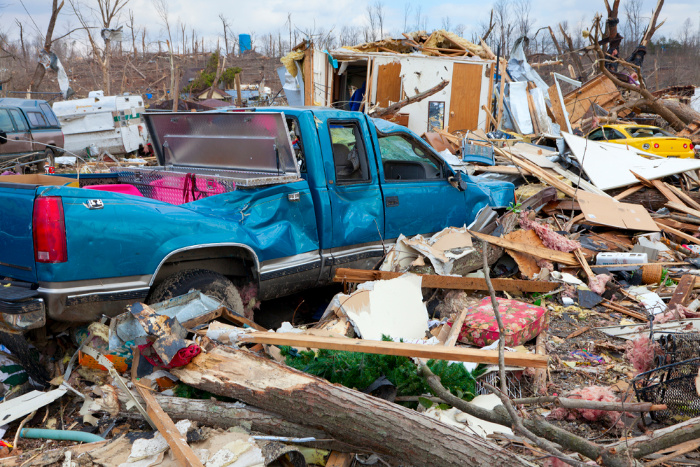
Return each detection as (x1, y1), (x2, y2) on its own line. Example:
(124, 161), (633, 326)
(144, 111), (300, 178)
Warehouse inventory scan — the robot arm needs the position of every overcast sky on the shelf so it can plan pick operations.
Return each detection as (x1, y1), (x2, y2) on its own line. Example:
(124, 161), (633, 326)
(1, 0), (697, 50)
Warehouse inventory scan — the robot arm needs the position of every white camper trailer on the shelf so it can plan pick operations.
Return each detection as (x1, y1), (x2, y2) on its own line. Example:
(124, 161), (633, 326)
(52, 91), (150, 157)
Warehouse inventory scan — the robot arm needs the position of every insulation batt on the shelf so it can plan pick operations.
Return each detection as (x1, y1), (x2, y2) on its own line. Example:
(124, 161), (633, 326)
(518, 211), (581, 252)
(624, 336), (661, 375)
(548, 386), (625, 427)
(654, 303), (700, 324)
(588, 274), (613, 295)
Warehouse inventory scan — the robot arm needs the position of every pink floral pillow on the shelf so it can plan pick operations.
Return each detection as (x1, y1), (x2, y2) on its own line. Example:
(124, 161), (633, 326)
(456, 297), (547, 347)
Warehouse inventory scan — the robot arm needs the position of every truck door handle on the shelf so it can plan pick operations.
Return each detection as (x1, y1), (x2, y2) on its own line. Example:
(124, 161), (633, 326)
(386, 196), (399, 207)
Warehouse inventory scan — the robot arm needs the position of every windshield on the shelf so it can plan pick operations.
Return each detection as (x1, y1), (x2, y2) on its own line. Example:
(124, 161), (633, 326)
(626, 127), (675, 138)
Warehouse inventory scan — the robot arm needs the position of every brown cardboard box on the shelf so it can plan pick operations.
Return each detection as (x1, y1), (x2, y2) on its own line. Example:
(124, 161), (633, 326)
(0, 174), (79, 187)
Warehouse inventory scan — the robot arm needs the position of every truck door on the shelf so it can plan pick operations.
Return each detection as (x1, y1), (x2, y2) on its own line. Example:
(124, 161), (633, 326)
(374, 129), (469, 240)
(315, 111), (385, 268)
(0, 109), (32, 156)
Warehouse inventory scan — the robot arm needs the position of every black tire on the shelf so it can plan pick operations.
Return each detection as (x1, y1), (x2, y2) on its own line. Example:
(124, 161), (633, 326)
(148, 269), (245, 315)
(37, 148), (55, 173)
(0, 331), (49, 388)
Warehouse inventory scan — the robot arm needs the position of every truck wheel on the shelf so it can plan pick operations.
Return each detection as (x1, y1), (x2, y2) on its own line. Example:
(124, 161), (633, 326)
(37, 148), (55, 173)
(0, 331), (49, 388)
(149, 269), (246, 317)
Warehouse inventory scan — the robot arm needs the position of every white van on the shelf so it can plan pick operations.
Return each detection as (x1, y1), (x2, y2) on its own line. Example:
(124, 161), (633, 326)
(52, 91), (151, 157)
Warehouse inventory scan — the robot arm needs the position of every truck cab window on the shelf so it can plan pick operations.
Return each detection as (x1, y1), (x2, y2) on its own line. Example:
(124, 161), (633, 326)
(9, 110), (28, 132)
(330, 122), (370, 184)
(27, 112), (47, 128)
(287, 117), (306, 173)
(378, 133), (444, 181)
(0, 110), (14, 132)
(40, 103), (59, 127)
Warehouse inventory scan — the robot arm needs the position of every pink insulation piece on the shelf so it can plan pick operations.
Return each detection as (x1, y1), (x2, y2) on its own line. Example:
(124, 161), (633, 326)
(588, 274), (613, 295)
(518, 211), (581, 253)
(655, 303), (700, 324)
(624, 336), (660, 375)
(548, 386), (624, 427)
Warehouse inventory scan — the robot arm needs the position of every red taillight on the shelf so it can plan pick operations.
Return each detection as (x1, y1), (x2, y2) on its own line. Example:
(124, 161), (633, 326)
(684, 143), (689, 149)
(33, 196), (67, 263)
(654, 143), (660, 149)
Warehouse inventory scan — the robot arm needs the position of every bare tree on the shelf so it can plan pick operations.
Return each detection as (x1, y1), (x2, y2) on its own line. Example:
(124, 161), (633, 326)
(441, 16), (452, 32)
(28, 0), (65, 93)
(127, 9), (137, 58)
(402, 2), (412, 33)
(623, 0), (644, 51)
(454, 24), (466, 37)
(219, 14), (232, 56)
(69, 0), (130, 95)
(493, 0), (514, 53)
(514, 0), (534, 42)
(374, 1), (385, 39)
(152, 0), (178, 111)
(180, 22), (186, 55)
(365, 3), (378, 41)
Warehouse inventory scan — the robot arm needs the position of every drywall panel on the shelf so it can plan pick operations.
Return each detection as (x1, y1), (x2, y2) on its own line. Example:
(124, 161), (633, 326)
(448, 62), (482, 133)
(563, 132), (700, 190)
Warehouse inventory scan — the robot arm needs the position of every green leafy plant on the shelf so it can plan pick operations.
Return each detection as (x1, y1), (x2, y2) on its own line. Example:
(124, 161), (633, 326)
(507, 201), (523, 213)
(660, 268), (677, 287)
(183, 51), (242, 94)
(280, 335), (483, 405)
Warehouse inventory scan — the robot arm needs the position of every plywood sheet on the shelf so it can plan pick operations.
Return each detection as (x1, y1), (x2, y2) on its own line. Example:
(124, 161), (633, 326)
(563, 75), (621, 124)
(577, 191), (659, 231)
(504, 229), (544, 279)
(448, 63), (482, 133)
(375, 61), (402, 107)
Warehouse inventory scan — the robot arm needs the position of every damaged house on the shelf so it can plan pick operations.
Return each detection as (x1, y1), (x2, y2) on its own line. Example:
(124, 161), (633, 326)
(280, 31), (496, 135)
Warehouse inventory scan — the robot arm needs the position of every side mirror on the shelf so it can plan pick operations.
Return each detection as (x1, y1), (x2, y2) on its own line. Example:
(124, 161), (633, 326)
(0, 131), (7, 144)
(448, 175), (469, 191)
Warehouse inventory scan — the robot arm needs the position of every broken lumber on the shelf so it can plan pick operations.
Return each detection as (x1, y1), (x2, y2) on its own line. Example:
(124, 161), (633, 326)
(601, 300), (647, 321)
(664, 183), (700, 212)
(132, 348), (204, 467)
(667, 201), (700, 219)
(239, 332), (548, 368)
(333, 268), (560, 293)
(371, 80), (449, 118)
(172, 346), (532, 467)
(468, 230), (578, 265)
(656, 221), (700, 245)
(668, 275), (696, 307)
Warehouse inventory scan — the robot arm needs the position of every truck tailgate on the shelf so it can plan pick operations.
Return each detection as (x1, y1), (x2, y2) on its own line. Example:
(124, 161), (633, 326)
(0, 183), (37, 282)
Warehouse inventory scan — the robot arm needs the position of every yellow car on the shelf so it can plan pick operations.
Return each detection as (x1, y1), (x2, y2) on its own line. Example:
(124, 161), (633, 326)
(586, 124), (695, 159)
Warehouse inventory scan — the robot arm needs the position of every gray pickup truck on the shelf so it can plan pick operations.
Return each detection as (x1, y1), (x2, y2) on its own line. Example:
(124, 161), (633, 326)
(0, 98), (64, 171)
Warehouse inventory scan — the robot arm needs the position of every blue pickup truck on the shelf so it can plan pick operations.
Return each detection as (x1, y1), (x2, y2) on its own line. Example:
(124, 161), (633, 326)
(0, 108), (514, 334)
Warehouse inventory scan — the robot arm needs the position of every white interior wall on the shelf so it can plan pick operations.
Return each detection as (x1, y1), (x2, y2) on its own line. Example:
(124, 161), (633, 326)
(369, 55), (490, 134)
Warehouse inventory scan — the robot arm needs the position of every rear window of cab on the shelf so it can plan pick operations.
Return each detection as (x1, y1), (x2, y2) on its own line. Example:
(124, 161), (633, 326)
(26, 111), (48, 128)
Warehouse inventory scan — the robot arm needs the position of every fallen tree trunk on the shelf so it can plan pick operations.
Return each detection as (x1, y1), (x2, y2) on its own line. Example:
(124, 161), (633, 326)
(636, 99), (700, 126)
(171, 346), (531, 467)
(116, 393), (362, 454)
(370, 80), (449, 118)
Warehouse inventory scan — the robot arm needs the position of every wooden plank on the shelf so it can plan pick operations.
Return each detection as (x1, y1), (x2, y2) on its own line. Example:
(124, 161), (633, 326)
(646, 438), (700, 467)
(333, 268), (561, 293)
(221, 308), (267, 331)
(614, 184), (644, 201)
(656, 221), (700, 245)
(547, 85), (568, 129)
(666, 201), (700, 218)
(375, 61), (402, 107)
(665, 183), (700, 212)
(303, 46), (314, 106)
(181, 306), (223, 329)
(448, 62), (482, 133)
(133, 348), (205, 467)
(668, 275), (696, 308)
(601, 301), (647, 321)
(326, 451), (354, 467)
(239, 333), (549, 368)
(495, 61), (507, 129)
(574, 249), (595, 280)
(468, 230), (578, 265)
(444, 308), (469, 348)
